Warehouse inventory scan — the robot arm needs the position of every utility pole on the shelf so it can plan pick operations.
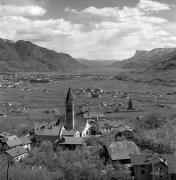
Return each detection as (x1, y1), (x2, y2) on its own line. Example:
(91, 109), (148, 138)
(6, 156), (9, 180)
(97, 98), (99, 112)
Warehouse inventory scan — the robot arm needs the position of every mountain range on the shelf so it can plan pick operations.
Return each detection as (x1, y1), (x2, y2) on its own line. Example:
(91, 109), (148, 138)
(0, 38), (85, 72)
(112, 48), (176, 70)
(0, 36), (176, 78)
(77, 58), (116, 68)
(112, 48), (176, 86)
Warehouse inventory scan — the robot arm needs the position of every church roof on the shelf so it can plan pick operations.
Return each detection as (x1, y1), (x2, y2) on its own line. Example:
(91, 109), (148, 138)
(66, 87), (72, 104)
(59, 114), (87, 133)
(74, 114), (87, 133)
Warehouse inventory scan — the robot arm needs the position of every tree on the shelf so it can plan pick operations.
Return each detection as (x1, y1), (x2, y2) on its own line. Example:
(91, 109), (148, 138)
(90, 124), (101, 135)
(142, 112), (166, 129)
(128, 98), (134, 110)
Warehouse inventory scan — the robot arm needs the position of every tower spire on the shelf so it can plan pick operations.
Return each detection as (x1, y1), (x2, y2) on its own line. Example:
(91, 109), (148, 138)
(65, 87), (74, 130)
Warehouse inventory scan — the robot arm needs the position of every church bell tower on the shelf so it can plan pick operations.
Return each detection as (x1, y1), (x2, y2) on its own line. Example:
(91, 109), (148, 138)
(65, 87), (74, 130)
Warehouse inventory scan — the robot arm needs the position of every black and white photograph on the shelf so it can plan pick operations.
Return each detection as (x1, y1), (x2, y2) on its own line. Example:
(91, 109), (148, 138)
(0, 0), (176, 179)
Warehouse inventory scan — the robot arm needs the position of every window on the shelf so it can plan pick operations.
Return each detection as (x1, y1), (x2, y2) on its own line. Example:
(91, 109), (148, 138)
(141, 170), (145, 174)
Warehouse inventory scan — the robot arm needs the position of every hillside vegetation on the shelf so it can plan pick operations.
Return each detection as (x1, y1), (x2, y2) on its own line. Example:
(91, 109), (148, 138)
(0, 38), (85, 72)
(112, 48), (176, 70)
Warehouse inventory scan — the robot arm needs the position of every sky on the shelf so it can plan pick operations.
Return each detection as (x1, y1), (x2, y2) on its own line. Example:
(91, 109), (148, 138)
(0, 0), (176, 60)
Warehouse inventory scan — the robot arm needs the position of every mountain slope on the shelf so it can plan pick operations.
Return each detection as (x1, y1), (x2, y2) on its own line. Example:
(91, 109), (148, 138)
(112, 48), (176, 70)
(77, 58), (116, 68)
(114, 48), (176, 86)
(0, 38), (85, 72)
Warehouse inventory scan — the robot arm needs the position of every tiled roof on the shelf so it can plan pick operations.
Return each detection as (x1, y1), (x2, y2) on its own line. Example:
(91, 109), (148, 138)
(6, 147), (28, 158)
(6, 138), (23, 148)
(74, 114), (87, 133)
(109, 140), (140, 161)
(130, 154), (151, 165)
(59, 114), (86, 133)
(131, 154), (168, 167)
(59, 137), (85, 145)
(151, 157), (168, 167)
(37, 126), (61, 136)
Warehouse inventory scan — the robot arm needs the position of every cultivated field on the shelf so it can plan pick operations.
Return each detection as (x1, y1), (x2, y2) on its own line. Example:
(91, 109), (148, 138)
(0, 74), (176, 135)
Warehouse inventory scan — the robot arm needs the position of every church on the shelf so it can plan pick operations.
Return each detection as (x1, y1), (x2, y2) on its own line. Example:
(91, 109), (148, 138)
(34, 87), (90, 145)
(59, 87), (91, 138)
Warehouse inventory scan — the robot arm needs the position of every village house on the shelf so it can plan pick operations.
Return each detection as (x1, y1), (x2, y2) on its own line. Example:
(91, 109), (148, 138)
(5, 146), (29, 163)
(0, 134), (32, 151)
(130, 154), (169, 180)
(34, 125), (64, 143)
(109, 140), (140, 167)
(57, 137), (85, 150)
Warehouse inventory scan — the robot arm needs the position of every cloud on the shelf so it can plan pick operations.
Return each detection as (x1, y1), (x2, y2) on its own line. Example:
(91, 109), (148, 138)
(61, 0), (176, 59)
(0, 15), (83, 40)
(138, 0), (170, 12)
(65, 0), (171, 18)
(65, 6), (120, 18)
(0, 0), (176, 60)
(0, 4), (46, 16)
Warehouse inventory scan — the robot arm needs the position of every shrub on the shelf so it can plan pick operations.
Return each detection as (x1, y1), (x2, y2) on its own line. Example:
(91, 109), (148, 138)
(141, 112), (166, 129)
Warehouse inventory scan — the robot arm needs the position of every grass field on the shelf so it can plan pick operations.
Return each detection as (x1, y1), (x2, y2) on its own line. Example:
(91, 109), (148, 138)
(0, 76), (176, 135)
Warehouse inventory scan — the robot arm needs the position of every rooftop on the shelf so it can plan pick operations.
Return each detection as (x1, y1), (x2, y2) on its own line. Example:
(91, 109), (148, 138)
(6, 138), (23, 148)
(36, 126), (61, 136)
(109, 140), (140, 161)
(59, 137), (85, 145)
(74, 114), (87, 133)
(6, 147), (28, 158)
(130, 154), (151, 165)
(131, 154), (168, 167)
(62, 130), (76, 136)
